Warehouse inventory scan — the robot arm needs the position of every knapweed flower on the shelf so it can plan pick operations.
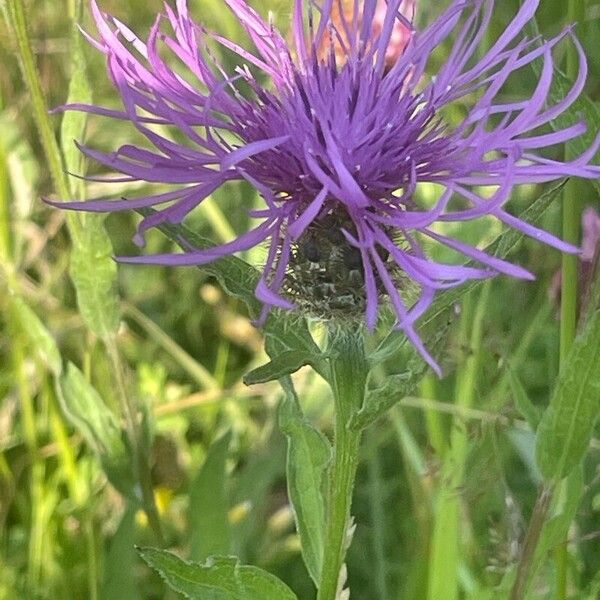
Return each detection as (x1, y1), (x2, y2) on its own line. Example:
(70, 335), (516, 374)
(51, 0), (600, 374)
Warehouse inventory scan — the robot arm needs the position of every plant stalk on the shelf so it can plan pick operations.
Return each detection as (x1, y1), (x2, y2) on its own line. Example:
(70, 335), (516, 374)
(105, 337), (165, 544)
(317, 329), (368, 600)
(5, 0), (70, 201)
(510, 484), (555, 600)
(427, 282), (490, 600)
(555, 1), (586, 597)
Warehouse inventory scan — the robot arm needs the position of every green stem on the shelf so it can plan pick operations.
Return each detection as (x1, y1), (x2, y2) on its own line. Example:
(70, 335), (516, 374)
(105, 337), (165, 544)
(366, 432), (390, 600)
(123, 302), (219, 391)
(48, 386), (99, 598)
(428, 282), (490, 600)
(5, 0), (70, 201)
(317, 329), (368, 600)
(421, 374), (447, 457)
(555, 2), (585, 597)
(0, 139), (12, 264)
(510, 484), (555, 600)
(9, 319), (45, 591)
(84, 518), (99, 600)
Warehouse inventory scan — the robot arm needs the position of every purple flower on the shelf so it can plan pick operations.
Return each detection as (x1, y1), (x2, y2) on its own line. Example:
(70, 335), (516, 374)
(51, 0), (600, 374)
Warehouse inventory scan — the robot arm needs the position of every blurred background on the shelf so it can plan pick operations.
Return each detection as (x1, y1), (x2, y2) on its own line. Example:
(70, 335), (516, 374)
(1, 1), (600, 598)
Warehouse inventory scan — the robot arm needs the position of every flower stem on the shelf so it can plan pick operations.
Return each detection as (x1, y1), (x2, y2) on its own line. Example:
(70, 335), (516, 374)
(317, 329), (368, 600)
(555, 1), (586, 597)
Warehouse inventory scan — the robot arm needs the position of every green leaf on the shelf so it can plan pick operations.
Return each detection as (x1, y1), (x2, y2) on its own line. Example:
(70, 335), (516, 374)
(138, 211), (261, 314)
(506, 364), (542, 430)
(351, 373), (419, 432)
(279, 393), (331, 584)
(100, 506), (141, 600)
(57, 362), (133, 496)
(512, 469), (585, 596)
(375, 181), (566, 364)
(142, 213), (328, 380)
(58, 362), (122, 455)
(69, 215), (121, 339)
(190, 432), (232, 562)
(138, 548), (298, 600)
(356, 316), (453, 431)
(244, 350), (325, 385)
(264, 319), (328, 381)
(10, 295), (62, 376)
(581, 568), (600, 600)
(60, 0), (91, 200)
(535, 468), (584, 564)
(0, 110), (39, 263)
(57, 3), (121, 341)
(535, 309), (600, 480)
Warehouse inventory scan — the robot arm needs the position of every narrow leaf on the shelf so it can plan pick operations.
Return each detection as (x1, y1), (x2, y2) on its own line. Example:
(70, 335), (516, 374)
(279, 393), (331, 584)
(100, 506), (141, 600)
(190, 432), (232, 561)
(507, 364), (542, 430)
(10, 295), (62, 376)
(244, 350), (325, 385)
(536, 310), (600, 480)
(69, 215), (121, 339)
(59, 4), (121, 340)
(535, 468), (584, 565)
(138, 548), (298, 600)
(58, 362), (123, 455)
(57, 362), (133, 497)
(264, 320), (328, 381)
(351, 373), (418, 432)
(60, 0), (91, 200)
(137, 211), (261, 313)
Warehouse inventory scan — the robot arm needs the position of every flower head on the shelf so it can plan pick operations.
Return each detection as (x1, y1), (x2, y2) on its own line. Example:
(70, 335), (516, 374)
(52, 0), (600, 374)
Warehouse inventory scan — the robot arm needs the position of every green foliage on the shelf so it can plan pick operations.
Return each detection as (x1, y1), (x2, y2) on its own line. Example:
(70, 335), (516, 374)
(139, 212), (262, 314)
(2, 1), (600, 599)
(10, 295), (62, 376)
(535, 468), (585, 569)
(279, 393), (331, 584)
(57, 362), (134, 497)
(138, 548), (298, 600)
(100, 507), (141, 600)
(69, 217), (121, 338)
(59, 1), (121, 340)
(147, 214), (329, 380)
(507, 363), (542, 430)
(244, 350), (325, 385)
(60, 0), (91, 200)
(536, 309), (600, 481)
(190, 432), (232, 561)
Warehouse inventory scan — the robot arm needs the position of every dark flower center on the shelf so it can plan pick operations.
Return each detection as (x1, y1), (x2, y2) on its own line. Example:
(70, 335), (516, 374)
(284, 210), (391, 317)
